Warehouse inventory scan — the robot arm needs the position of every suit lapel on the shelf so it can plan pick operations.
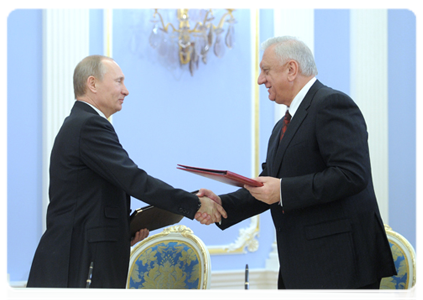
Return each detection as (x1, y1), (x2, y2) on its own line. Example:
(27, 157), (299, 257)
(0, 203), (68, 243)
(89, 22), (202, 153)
(271, 80), (323, 176)
(266, 118), (284, 175)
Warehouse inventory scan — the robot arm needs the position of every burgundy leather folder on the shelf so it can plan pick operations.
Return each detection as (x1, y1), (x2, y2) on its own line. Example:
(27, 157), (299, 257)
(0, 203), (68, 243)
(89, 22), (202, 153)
(177, 164), (263, 187)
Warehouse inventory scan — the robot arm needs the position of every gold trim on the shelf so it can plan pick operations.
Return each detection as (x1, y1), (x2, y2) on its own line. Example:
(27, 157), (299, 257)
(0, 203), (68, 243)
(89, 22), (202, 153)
(253, 8), (260, 178)
(127, 225), (210, 289)
(104, 9), (112, 58)
(208, 215), (260, 255)
(384, 224), (416, 288)
(207, 9), (261, 255)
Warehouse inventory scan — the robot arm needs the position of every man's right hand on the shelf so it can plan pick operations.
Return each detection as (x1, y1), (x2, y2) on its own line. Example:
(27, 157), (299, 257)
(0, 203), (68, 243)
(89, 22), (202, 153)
(195, 189), (225, 225)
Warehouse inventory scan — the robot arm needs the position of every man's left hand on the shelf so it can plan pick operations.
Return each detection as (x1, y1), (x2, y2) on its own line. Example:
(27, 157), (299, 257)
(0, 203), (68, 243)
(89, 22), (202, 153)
(131, 228), (149, 246)
(244, 176), (281, 205)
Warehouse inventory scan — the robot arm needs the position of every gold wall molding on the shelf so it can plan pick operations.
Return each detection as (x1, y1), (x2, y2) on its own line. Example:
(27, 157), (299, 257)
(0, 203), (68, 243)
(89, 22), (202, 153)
(208, 216), (260, 255)
(104, 9), (113, 58)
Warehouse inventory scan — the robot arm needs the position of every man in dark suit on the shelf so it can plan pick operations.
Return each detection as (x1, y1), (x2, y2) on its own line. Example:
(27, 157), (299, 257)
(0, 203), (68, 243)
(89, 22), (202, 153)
(27, 55), (226, 288)
(197, 36), (396, 289)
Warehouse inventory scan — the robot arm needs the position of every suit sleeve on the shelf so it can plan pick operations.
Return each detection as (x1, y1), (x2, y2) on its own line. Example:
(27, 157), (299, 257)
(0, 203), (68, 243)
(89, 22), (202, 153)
(217, 188), (270, 230)
(281, 92), (371, 211)
(78, 115), (200, 219)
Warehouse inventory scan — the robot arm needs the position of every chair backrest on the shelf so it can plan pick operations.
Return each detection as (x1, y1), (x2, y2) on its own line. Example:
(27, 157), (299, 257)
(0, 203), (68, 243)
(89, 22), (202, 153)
(126, 225), (211, 289)
(380, 225), (416, 289)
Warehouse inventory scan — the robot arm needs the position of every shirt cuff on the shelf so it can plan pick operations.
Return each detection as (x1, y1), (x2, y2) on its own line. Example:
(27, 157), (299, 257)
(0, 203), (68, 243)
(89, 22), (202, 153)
(279, 178), (283, 207)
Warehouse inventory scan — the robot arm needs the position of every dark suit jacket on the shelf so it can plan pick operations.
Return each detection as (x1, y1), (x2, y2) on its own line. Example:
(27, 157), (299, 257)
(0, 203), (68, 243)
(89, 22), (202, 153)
(27, 101), (200, 288)
(218, 80), (396, 289)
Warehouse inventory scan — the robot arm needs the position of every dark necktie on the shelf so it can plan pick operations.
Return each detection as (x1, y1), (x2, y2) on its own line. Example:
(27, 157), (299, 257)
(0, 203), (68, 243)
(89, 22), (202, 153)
(279, 110), (291, 142)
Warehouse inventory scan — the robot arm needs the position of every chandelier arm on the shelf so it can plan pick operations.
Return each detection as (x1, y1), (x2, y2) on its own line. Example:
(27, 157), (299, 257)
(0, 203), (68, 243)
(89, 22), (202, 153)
(215, 10), (235, 29)
(189, 22), (204, 33)
(202, 9), (213, 25)
(164, 23), (179, 33)
(154, 9), (179, 33)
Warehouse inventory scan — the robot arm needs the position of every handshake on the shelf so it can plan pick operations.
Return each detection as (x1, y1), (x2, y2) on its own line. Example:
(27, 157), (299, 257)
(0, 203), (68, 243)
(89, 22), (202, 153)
(195, 189), (227, 225)
(193, 177), (280, 225)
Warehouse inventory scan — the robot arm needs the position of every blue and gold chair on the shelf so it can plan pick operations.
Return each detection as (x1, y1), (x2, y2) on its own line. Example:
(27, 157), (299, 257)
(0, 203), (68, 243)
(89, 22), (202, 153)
(380, 225), (416, 289)
(126, 225), (211, 289)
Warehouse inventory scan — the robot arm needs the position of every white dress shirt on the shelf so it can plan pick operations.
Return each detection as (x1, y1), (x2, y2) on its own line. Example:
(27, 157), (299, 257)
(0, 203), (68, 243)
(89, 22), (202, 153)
(279, 77), (316, 207)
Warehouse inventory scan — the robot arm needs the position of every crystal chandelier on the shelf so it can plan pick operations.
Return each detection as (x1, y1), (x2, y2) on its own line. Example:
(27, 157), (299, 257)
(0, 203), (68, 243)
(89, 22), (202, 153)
(148, 9), (236, 76)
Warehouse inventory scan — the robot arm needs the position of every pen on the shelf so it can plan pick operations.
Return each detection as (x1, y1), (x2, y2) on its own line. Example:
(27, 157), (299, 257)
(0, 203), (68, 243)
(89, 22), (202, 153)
(245, 264), (249, 290)
(86, 261), (94, 288)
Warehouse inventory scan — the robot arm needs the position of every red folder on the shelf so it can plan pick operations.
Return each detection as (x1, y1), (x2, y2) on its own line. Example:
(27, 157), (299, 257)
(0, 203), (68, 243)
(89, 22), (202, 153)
(177, 164), (263, 187)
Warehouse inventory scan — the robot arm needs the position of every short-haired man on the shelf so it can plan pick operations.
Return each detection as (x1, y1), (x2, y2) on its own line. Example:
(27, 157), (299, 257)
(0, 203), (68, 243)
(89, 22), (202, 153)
(27, 55), (226, 288)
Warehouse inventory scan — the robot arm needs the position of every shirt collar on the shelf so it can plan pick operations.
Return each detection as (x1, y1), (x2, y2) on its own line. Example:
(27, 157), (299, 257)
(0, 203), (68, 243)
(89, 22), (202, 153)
(77, 100), (107, 119)
(287, 77), (316, 119)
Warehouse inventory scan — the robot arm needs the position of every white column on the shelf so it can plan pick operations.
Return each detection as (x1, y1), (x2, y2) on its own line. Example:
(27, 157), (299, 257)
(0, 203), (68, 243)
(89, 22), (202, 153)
(273, 9), (314, 122)
(350, 10), (389, 223)
(42, 9), (90, 231)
